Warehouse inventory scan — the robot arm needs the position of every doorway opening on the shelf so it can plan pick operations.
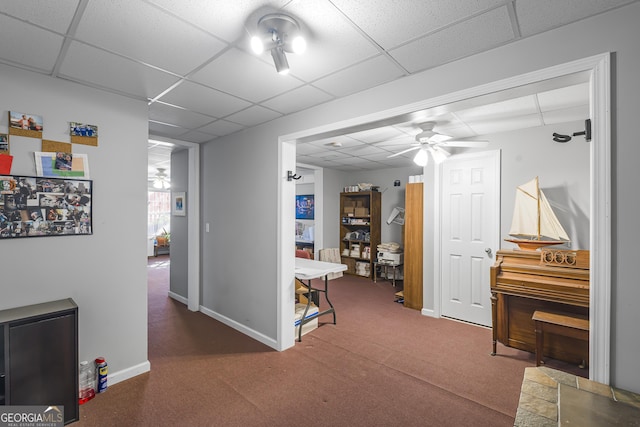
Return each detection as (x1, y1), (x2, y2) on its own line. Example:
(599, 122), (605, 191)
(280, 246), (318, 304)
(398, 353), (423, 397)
(279, 53), (610, 383)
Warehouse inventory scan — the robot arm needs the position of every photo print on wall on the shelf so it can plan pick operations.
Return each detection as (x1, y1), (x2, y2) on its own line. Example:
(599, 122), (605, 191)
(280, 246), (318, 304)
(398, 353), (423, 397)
(0, 175), (92, 239)
(0, 133), (9, 154)
(70, 122), (98, 146)
(9, 111), (43, 138)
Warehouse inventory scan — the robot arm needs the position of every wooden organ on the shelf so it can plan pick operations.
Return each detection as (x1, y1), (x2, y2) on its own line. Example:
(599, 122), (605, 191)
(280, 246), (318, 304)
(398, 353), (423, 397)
(490, 249), (590, 365)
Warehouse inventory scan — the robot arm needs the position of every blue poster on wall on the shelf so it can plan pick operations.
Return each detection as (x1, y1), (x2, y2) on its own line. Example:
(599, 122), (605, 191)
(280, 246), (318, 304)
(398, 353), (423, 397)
(295, 194), (314, 220)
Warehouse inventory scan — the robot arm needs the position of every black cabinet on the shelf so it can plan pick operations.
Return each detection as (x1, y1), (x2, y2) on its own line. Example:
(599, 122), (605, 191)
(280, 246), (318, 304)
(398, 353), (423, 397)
(0, 298), (78, 424)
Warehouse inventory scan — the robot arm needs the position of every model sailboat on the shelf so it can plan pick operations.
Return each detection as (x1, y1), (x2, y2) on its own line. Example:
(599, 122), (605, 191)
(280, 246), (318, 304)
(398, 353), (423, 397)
(505, 177), (570, 251)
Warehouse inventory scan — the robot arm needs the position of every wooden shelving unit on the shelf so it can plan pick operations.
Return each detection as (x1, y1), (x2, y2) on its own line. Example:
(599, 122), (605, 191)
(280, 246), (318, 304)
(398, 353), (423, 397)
(339, 191), (381, 279)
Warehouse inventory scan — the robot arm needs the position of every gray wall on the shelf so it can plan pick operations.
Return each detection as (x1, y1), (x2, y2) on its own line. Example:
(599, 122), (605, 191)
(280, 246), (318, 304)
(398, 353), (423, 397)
(345, 166), (423, 244)
(493, 121), (590, 249)
(320, 168), (347, 249)
(0, 64), (149, 380)
(169, 149), (189, 298)
(201, 3), (640, 393)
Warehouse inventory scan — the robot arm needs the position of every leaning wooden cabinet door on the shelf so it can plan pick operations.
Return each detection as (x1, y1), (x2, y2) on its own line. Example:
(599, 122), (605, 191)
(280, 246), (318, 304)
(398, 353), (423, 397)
(403, 182), (423, 310)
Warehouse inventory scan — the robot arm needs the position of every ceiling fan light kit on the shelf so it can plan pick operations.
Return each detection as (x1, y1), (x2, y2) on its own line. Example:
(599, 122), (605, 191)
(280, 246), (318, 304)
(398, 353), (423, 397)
(389, 121), (489, 166)
(413, 148), (429, 166)
(251, 13), (306, 75)
(153, 168), (170, 189)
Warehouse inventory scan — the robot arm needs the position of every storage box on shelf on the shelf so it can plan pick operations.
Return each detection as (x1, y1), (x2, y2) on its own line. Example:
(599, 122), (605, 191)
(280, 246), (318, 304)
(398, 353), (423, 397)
(339, 191), (381, 280)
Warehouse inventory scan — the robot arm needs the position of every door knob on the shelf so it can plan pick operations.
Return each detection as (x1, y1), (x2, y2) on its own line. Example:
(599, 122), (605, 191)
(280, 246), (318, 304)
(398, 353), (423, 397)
(485, 248), (492, 256)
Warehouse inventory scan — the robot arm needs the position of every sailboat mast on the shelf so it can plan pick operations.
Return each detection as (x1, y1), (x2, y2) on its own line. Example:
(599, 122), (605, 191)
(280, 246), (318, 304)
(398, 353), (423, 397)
(536, 177), (541, 240)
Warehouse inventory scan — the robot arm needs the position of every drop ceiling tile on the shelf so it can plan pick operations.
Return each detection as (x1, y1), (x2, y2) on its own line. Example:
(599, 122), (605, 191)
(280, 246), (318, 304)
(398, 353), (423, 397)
(297, 156), (344, 169)
(313, 55), (405, 97)
(307, 135), (362, 149)
(149, 121), (189, 138)
(542, 105), (590, 125)
(149, 102), (216, 128)
(146, 0), (291, 43)
(59, 41), (182, 99)
(224, 105), (282, 127)
(0, 0), (79, 33)
(176, 130), (217, 144)
(0, 15), (64, 71)
(390, 6), (514, 73)
(330, 0), (506, 49)
(197, 119), (245, 137)
(280, 0), (381, 81)
(455, 96), (540, 122)
(347, 125), (408, 143)
(537, 83), (589, 112)
(468, 114), (543, 135)
(312, 150), (352, 160)
(261, 85), (333, 115)
(190, 48), (304, 103)
(158, 80), (251, 118)
(515, 0), (634, 37)
(75, 0), (227, 75)
(337, 144), (388, 157)
(296, 143), (327, 156)
(374, 136), (416, 149)
(331, 156), (371, 166)
(361, 151), (401, 162)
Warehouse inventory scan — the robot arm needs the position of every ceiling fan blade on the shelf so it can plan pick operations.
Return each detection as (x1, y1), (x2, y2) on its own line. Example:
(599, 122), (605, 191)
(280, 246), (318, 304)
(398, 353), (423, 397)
(428, 133), (452, 143)
(437, 139), (489, 148)
(387, 146), (421, 158)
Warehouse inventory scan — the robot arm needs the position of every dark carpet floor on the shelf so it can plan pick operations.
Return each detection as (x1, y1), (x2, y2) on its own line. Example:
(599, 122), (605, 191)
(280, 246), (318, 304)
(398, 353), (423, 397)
(75, 256), (580, 426)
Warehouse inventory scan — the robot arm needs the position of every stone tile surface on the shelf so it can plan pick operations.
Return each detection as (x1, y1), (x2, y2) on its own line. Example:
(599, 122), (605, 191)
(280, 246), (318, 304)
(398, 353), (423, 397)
(515, 368), (640, 427)
(514, 407), (557, 427)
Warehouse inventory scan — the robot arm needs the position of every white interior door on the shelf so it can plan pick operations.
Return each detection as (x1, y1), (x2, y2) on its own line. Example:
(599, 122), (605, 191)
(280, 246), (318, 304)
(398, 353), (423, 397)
(440, 151), (500, 327)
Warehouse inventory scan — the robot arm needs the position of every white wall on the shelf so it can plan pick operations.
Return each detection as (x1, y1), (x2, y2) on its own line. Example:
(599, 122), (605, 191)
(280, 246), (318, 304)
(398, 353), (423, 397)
(0, 64), (149, 382)
(201, 3), (639, 392)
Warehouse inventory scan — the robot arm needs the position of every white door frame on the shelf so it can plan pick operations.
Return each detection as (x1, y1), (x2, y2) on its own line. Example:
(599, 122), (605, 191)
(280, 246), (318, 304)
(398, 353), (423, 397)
(296, 162), (324, 259)
(277, 53), (610, 383)
(149, 137), (201, 312)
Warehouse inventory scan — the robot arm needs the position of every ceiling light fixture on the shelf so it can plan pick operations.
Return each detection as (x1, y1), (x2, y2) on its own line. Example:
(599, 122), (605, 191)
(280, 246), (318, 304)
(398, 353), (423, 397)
(250, 13), (306, 75)
(413, 148), (429, 166)
(153, 168), (170, 190)
(413, 146), (451, 166)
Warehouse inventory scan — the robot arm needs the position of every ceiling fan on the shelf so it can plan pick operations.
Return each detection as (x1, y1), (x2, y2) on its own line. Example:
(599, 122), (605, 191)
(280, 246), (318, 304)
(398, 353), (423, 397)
(152, 168), (170, 190)
(388, 121), (489, 166)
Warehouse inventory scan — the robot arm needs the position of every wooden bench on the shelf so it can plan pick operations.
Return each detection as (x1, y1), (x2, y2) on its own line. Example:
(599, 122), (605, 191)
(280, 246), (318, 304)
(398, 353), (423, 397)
(532, 310), (589, 368)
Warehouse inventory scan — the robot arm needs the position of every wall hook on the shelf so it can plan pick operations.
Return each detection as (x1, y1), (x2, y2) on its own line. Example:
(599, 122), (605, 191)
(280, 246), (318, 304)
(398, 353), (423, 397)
(553, 132), (572, 143)
(553, 119), (592, 143)
(287, 170), (302, 181)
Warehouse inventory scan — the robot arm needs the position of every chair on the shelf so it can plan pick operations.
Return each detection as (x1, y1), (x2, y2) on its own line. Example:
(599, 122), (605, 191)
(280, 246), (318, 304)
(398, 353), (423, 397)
(295, 249), (311, 259)
(318, 248), (343, 280)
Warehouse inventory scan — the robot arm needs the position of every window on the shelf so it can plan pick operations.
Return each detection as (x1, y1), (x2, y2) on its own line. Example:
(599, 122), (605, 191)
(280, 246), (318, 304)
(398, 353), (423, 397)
(148, 191), (170, 237)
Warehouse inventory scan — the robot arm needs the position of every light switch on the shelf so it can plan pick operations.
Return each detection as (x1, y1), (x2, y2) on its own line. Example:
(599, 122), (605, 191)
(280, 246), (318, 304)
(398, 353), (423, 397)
(205, 223), (210, 232)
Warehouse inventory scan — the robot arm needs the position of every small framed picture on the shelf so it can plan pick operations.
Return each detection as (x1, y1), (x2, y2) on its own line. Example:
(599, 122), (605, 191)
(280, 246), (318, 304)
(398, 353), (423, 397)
(0, 133), (9, 154)
(172, 192), (186, 216)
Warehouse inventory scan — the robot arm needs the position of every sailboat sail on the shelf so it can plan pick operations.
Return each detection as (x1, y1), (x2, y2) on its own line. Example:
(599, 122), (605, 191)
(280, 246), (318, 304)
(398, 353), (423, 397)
(508, 177), (569, 241)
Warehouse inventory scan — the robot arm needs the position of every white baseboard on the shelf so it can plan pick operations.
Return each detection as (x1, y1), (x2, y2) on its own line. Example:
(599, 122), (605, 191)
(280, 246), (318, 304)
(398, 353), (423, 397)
(108, 360), (151, 386)
(421, 308), (436, 318)
(199, 305), (278, 350)
(168, 291), (187, 305)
